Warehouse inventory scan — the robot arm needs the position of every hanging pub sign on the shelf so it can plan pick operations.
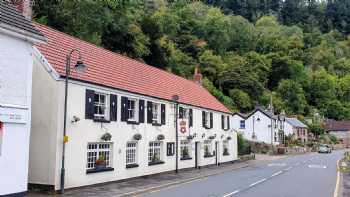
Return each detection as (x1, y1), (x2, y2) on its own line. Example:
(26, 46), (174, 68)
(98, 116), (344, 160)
(180, 120), (187, 134)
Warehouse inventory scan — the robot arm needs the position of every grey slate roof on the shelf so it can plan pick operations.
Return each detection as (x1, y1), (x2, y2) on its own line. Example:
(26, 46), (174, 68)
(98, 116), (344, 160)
(286, 118), (308, 128)
(0, 1), (45, 41)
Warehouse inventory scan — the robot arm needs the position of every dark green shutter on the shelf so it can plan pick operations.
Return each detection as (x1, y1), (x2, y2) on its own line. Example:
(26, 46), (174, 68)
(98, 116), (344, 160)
(221, 115), (224, 129)
(161, 104), (166, 125)
(189, 109), (193, 127)
(202, 111), (205, 128)
(210, 113), (213, 128)
(139, 100), (145, 123)
(85, 89), (95, 119)
(110, 94), (118, 121)
(121, 96), (128, 121)
(227, 116), (230, 130)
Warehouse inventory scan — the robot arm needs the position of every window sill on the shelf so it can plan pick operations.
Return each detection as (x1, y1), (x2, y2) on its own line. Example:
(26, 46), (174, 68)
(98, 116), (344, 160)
(223, 128), (230, 131)
(126, 164), (139, 169)
(223, 153), (230, 156)
(204, 126), (211, 130)
(180, 157), (192, 160)
(152, 122), (162, 126)
(93, 118), (111, 123)
(204, 155), (214, 158)
(86, 167), (114, 174)
(148, 161), (165, 166)
(127, 120), (139, 125)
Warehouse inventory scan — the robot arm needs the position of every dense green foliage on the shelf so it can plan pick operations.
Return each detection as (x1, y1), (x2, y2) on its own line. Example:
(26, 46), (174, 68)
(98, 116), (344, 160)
(33, 0), (350, 119)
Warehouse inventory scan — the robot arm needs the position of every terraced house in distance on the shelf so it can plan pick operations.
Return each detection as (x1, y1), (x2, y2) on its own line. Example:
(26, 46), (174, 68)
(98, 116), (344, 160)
(28, 23), (237, 192)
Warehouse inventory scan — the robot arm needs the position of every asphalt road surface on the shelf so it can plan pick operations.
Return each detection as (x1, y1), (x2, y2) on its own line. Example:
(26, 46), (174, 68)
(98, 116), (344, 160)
(143, 150), (344, 197)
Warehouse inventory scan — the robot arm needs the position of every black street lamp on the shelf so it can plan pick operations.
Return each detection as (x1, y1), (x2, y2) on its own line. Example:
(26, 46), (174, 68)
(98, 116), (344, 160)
(172, 95), (179, 173)
(60, 49), (86, 194)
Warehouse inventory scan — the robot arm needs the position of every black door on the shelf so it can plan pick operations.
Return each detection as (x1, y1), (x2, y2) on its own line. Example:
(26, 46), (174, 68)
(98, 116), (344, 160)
(215, 141), (219, 165)
(195, 142), (199, 168)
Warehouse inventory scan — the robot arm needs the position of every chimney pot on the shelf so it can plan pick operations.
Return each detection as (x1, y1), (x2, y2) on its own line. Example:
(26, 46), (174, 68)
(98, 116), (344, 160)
(9, 0), (33, 20)
(193, 66), (202, 85)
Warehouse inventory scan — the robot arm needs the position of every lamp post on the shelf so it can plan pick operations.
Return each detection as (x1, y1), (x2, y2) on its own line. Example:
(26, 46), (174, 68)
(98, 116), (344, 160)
(172, 95), (179, 173)
(60, 49), (86, 194)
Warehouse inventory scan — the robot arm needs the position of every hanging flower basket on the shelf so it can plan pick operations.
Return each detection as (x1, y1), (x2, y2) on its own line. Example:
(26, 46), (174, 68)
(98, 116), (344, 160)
(101, 132), (112, 141)
(133, 133), (142, 141)
(227, 136), (232, 140)
(208, 135), (215, 140)
(187, 135), (194, 140)
(157, 134), (165, 141)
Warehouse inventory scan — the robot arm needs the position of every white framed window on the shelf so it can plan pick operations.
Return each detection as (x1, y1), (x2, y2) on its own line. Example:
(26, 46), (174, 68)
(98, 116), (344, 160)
(183, 108), (189, 119)
(86, 143), (112, 170)
(94, 92), (109, 120)
(180, 140), (191, 159)
(126, 142), (138, 165)
(148, 141), (162, 163)
(204, 140), (212, 157)
(128, 98), (137, 121)
(223, 115), (229, 129)
(240, 120), (245, 129)
(152, 103), (161, 123)
(223, 140), (229, 155)
(205, 112), (210, 127)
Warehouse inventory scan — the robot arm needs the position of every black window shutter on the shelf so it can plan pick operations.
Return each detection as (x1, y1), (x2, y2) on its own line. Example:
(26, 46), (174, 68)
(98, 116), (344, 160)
(121, 96), (128, 121)
(202, 111), (205, 128)
(161, 104), (166, 125)
(227, 116), (230, 129)
(221, 115), (224, 129)
(85, 89), (95, 119)
(210, 112), (213, 128)
(110, 94), (118, 121)
(139, 100), (145, 123)
(147, 101), (153, 123)
(189, 109), (193, 127)
(179, 107), (184, 119)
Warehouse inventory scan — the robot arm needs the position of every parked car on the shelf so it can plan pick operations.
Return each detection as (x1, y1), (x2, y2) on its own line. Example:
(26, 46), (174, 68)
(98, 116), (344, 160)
(318, 144), (332, 153)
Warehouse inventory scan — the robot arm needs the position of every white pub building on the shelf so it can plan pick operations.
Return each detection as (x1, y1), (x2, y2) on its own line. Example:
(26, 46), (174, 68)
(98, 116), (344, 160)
(0, 1), (46, 196)
(28, 24), (238, 191)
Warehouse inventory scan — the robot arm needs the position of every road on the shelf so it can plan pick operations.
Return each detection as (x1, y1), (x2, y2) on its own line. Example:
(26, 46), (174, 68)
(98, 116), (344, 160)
(143, 150), (344, 197)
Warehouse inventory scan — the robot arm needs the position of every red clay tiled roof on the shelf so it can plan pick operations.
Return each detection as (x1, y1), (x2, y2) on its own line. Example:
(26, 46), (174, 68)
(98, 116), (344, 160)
(324, 120), (350, 132)
(34, 24), (230, 113)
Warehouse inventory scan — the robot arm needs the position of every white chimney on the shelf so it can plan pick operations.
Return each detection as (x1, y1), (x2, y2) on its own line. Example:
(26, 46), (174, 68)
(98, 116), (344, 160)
(193, 66), (202, 86)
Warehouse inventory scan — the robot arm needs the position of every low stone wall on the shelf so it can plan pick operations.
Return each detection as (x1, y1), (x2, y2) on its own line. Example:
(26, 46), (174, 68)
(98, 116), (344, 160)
(239, 154), (255, 161)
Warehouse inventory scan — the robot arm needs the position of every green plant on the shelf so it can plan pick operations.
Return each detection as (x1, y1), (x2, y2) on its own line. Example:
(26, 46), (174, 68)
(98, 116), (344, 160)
(151, 154), (160, 163)
(238, 133), (250, 155)
(101, 133), (112, 141)
(95, 155), (106, 166)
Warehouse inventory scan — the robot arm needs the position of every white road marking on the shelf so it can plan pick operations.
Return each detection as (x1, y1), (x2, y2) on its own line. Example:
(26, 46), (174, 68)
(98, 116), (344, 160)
(308, 164), (327, 169)
(283, 166), (293, 171)
(334, 159), (341, 197)
(249, 178), (267, 187)
(271, 171), (283, 177)
(268, 163), (286, 167)
(222, 190), (240, 197)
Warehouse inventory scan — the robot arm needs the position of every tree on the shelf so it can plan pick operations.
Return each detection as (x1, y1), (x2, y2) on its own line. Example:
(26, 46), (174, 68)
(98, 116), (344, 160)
(229, 89), (252, 112)
(276, 79), (307, 114)
(308, 124), (325, 139)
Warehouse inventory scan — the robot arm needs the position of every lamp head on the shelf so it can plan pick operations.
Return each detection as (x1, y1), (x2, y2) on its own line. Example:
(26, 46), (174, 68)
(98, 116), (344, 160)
(74, 59), (86, 73)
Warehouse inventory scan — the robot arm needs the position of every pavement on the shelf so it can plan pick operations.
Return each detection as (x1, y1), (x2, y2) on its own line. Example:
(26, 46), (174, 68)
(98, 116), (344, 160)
(28, 151), (343, 197)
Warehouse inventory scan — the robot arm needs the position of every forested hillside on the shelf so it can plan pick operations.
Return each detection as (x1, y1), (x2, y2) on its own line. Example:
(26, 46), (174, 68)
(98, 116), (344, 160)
(33, 0), (350, 120)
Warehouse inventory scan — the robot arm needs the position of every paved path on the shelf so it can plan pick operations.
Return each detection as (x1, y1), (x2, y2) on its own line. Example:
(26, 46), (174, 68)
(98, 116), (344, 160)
(143, 150), (344, 197)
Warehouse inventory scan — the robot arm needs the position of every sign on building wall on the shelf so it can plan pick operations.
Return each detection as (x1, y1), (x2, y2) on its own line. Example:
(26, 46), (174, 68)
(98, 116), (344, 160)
(0, 48), (29, 107)
(0, 107), (27, 124)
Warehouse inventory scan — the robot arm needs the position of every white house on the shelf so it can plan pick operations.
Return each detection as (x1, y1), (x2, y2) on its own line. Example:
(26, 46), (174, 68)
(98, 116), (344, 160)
(243, 107), (285, 145)
(28, 23), (237, 191)
(232, 112), (246, 133)
(284, 118), (309, 143)
(0, 1), (46, 196)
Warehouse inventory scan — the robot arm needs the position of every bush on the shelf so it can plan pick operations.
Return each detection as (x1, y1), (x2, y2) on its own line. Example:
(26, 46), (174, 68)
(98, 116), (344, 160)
(238, 133), (251, 155)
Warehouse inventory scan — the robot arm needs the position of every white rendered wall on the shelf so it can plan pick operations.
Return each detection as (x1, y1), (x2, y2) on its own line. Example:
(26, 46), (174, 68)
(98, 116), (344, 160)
(244, 111), (275, 144)
(0, 33), (33, 195)
(30, 57), (238, 190)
